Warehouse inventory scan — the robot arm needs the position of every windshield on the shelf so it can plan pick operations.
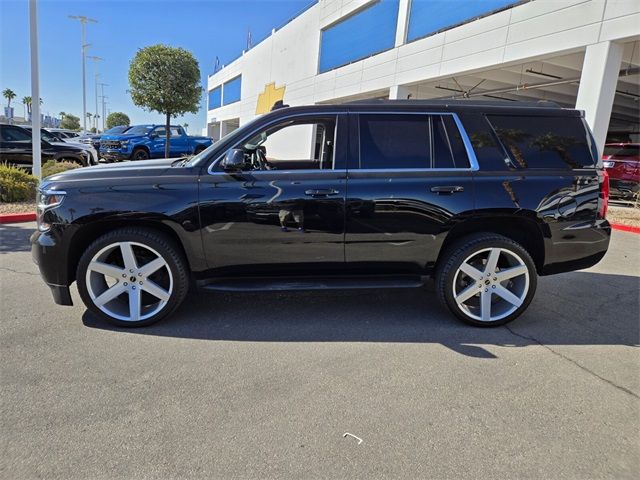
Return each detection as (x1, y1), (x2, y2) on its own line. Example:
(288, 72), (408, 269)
(123, 125), (152, 135)
(105, 125), (130, 134)
(40, 129), (59, 143)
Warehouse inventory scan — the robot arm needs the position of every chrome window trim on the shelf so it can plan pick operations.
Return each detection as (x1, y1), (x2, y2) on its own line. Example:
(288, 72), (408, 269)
(207, 110), (480, 175)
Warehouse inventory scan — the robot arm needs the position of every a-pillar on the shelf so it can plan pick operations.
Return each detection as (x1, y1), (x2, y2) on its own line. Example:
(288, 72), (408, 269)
(575, 41), (623, 156)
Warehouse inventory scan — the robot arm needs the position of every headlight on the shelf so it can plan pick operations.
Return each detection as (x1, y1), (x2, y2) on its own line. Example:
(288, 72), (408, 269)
(120, 140), (129, 146)
(37, 189), (66, 232)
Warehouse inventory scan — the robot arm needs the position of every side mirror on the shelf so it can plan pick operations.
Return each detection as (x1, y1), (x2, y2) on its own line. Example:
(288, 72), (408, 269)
(221, 148), (245, 171)
(149, 132), (158, 139)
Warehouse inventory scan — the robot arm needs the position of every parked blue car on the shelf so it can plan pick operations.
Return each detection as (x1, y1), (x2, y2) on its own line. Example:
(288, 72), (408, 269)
(99, 124), (213, 161)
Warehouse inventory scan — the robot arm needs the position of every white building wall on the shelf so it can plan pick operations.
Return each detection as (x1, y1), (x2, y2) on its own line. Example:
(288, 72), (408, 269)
(206, 0), (640, 128)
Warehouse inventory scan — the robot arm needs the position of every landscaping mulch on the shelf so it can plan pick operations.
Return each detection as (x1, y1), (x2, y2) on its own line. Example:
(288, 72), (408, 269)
(0, 201), (36, 215)
(608, 205), (640, 228)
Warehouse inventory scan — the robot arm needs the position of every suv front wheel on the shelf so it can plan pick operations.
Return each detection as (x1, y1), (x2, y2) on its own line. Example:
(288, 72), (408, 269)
(77, 228), (189, 327)
(436, 233), (537, 327)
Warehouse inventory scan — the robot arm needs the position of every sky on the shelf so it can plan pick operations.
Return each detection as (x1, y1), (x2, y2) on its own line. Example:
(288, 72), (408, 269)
(0, 0), (313, 133)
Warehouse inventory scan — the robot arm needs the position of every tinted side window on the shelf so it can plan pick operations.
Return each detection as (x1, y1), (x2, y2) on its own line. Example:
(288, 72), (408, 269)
(359, 114), (430, 169)
(0, 126), (32, 142)
(487, 115), (596, 169)
(432, 115), (470, 169)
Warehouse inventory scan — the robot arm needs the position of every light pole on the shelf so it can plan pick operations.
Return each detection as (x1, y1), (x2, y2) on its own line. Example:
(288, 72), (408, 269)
(68, 15), (97, 133)
(29, 0), (41, 179)
(87, 55), (103, 133)
(98, 82), (108, 130)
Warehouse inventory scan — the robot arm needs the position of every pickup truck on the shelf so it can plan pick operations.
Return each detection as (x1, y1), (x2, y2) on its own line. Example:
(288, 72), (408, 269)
(99, 124), (213, 161)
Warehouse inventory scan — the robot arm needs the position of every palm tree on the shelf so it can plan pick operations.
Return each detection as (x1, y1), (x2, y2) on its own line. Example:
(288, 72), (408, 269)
(22, 96), (32, 120)
(59, 111), (66, 119)
(3, 88), (16, 123)
(3, 88), (16, 109)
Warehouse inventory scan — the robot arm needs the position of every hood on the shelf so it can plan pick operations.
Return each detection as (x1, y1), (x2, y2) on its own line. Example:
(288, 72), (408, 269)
(101, 133), (145, 141)
(43, 158), (180, 184)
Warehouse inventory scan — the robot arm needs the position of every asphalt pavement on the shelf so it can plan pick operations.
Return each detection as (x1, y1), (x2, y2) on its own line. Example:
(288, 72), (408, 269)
(1, 222), (638, 479)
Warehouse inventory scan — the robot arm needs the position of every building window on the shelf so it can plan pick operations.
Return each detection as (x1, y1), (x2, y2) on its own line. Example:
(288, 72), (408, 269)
(208, 86), (221, 110)
(223, 76), (242, 105)
(319, 0), (399, 73)
(407, 0), (518, 43)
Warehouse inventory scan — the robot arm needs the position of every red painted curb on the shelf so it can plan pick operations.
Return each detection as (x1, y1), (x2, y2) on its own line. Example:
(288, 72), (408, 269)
(611, 223), (640, 234)
(0, 212), (36, 224)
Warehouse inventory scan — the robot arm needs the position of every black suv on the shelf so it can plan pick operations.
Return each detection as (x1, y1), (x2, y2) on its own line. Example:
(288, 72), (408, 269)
(0, 124), (93, 169)
(31, 100), (610, 327)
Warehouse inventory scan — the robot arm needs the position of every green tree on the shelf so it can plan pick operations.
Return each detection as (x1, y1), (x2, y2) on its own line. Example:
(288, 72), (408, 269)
(60, 113), (81, 131)
(106, 111), (130, 129)
(128, 44), (202, 157)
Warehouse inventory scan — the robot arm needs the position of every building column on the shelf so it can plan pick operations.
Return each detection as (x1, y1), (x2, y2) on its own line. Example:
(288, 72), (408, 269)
(395, 0), (411, 47)
(575, 41), (623, 156)
(389, 85), (412, 100)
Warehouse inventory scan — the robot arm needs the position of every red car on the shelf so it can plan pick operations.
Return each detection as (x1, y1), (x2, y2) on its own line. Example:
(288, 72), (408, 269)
(602, 143), (639, 199)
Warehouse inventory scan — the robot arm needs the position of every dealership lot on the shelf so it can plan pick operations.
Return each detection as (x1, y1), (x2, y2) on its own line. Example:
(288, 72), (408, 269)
(1, 222), (638, 479)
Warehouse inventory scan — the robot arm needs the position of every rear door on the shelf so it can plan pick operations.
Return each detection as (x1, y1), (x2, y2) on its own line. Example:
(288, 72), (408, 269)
(345, 112), (476, 273)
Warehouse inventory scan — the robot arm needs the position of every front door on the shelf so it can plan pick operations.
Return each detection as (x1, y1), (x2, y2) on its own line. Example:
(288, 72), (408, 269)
(345, 112), (476, 273)
(198, 114), (348, 276)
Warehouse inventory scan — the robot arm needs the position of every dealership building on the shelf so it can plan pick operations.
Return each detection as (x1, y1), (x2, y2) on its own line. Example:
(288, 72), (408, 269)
(206, 0), (639, 153)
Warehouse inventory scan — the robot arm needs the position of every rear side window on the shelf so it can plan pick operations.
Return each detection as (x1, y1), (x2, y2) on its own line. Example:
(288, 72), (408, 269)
(358, 114), (470, 169)
(487, 115), (596, 169)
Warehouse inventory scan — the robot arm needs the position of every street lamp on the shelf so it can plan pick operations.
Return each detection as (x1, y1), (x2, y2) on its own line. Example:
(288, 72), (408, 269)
(98, 82), (108, 130)
(29, 0), (41, 179)
(87, 55), (103, 133)
(68, 15), (97, 133)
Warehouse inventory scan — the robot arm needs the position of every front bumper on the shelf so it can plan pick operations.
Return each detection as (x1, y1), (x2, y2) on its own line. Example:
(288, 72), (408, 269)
(31, 227), (74, 306)
(100, 149), (130, 162)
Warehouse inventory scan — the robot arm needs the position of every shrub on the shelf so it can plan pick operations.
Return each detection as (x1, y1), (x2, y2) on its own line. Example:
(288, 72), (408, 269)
(42, 160), (80, 179)
(0, 163), (39, 202)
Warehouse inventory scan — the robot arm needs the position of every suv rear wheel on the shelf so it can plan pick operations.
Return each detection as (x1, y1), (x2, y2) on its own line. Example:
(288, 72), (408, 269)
(77, 228), (189, 327)
(436, 233), (537, 327)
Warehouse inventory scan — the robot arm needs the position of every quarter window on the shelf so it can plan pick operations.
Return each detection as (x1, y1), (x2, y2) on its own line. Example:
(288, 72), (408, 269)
(487, 115), (596, 169)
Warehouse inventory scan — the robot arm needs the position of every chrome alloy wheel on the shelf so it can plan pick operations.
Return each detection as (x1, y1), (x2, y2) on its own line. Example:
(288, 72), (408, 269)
(85, 241), (173, 322)
(452, 247), (530, 322)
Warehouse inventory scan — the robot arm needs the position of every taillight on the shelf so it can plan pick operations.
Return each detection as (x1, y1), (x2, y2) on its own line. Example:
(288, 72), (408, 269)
(599, 169), (609, 219)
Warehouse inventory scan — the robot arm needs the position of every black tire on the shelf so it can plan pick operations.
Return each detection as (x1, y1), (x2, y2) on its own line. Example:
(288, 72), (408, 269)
(435, 233), (537, 327)
(76, 227), (189, 327)
(131, 148), (149, 161)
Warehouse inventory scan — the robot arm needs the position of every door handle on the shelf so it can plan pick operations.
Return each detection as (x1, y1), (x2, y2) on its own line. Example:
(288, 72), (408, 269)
(430, 185), (464, 194)
(305, 189), (339, 197)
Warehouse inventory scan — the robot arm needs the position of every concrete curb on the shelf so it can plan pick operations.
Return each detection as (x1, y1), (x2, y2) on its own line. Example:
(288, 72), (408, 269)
(611, 223), (640, 234)
(0, 212), (36, 224)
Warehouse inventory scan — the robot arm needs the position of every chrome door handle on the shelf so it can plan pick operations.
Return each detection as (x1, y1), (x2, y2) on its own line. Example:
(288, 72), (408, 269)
(430, 185), (464, 194)
(305, 189), (339, 197)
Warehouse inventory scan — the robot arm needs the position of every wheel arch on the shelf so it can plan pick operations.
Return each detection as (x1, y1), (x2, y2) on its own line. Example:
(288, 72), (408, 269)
(131, 145), (150, 156)
(438, 212), (547, 274)
(66, 217), (193, 285)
